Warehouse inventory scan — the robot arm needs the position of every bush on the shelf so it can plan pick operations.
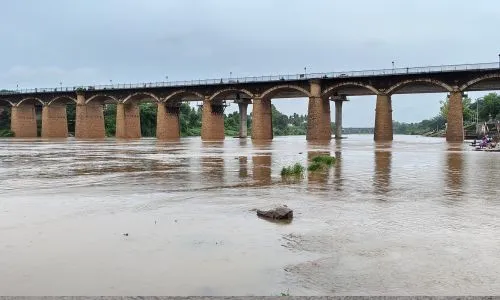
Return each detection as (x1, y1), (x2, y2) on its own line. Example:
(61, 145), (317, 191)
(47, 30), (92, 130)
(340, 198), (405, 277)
(308, 155), (335, 172)
(0, 129), (14, 137)
(307, 162), (323, 172)
(311, 155), (335, 166)
(281, 163), (305, 177)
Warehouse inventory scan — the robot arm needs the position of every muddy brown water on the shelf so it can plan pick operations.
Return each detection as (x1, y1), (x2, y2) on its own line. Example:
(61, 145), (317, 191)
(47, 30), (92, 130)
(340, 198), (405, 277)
(0, 135), (499, 295)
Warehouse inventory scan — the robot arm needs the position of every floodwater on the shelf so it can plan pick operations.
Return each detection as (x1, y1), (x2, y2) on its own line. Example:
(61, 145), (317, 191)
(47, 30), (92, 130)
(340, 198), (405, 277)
(0, 135), (499, 296)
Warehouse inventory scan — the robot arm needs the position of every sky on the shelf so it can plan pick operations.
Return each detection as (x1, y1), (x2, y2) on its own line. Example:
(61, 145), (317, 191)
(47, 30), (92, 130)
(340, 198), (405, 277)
(1, 0), (500, 126)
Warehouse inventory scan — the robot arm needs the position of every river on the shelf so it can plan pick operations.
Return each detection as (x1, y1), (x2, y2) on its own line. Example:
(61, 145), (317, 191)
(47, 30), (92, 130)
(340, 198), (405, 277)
(0, 135), (499, 295)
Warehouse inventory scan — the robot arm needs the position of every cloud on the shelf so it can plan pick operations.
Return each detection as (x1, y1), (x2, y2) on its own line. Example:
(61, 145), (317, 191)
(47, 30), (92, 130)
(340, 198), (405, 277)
(1, 66), (100, 88)
(0, 0), (499, 125)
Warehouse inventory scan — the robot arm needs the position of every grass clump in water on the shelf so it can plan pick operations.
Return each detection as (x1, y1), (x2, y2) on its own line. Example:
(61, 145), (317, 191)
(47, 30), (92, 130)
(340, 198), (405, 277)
(281, 163), (305, 178)
(308, 155), (336, 172)
(311, 155), (335, 166)
(307, 162), (323, 172)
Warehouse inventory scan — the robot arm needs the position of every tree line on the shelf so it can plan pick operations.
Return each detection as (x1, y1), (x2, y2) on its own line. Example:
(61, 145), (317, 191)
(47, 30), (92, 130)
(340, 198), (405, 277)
(0, 102), (313, 137)
(1, 93), (499, 137)
(100, 103), (312, 137)
(393, 92), (500, 135)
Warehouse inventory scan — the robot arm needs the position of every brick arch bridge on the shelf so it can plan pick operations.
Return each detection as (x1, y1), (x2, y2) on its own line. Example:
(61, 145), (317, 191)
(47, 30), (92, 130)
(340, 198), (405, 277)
(1, 61), (500, 142)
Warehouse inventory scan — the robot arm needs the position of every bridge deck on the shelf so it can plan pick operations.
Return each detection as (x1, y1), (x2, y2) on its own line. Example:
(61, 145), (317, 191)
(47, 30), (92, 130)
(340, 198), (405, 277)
(1, 62), (500, 104)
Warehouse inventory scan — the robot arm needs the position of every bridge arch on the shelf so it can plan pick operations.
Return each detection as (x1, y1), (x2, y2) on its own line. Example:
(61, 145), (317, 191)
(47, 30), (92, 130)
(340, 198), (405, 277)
(163, 90), (204, 103)
(47, 96), (77, 106)
(209, 88), (254, 101)
(460, 74), (500, 91)
(0, 99), (14, 106)
(16, 97), (44, 107)
(122, 92), (160, 104)
(386, 78), (453, 95)
(86, 94), (119, 104)
(260, 85), (311, 100)
(322, 82), (379, 98)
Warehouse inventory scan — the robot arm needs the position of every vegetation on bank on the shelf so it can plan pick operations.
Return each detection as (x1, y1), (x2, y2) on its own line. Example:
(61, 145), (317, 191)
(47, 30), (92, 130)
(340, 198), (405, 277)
(393, 92), (500, 135)
(100, 103), (312, 137)
(0, 128), (14, 137)
(0, 102), (314, 137)
(0, 109), (11, 136)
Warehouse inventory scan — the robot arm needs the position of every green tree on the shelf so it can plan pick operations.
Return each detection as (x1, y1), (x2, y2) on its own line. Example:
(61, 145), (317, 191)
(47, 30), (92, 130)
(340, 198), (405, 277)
(180, 103), (203, 136)
(66, 104), (76, 135)
(439, 96), (474, 122)
(270, 104), (307, 136)
(224, 111), (240, 136)
(139, 103), (157, 137)
(104, 104), (117, 136)
(393, 115), (446, 135)
(0, 108), (10, 130)
(473, 93), (500, 121)
(0, 107), (13, 136)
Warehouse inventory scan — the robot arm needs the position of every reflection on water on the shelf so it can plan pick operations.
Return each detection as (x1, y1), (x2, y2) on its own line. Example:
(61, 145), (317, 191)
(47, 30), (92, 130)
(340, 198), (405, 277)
(252, 154), (271, 185)
(238, 156), (248, 178)
(201, 142), (225, 184)
(445, 145), (464, 198)
(1, 135), (500, 296)
(333, 149), (343, 191)
(374, 143), (392, 196)
(201, 156), (225, 184)
(251, 140), (272, 186)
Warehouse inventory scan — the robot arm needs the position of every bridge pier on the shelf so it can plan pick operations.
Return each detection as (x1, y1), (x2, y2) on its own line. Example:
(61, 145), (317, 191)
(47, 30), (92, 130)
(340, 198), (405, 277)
(237, 100), (249, 138)
(201, 97), (225, 141)
(41, 104), (68, 138)
(446, 91), (464, 142)
(374, 94), (393, 141)
(156, 103), (180, 139)
(11, 104), (37, 138)
(251, 97), (273, 140)
(75, 94), (106, 139)
(334, 96), (347, 139)
(116, 102), (141, 139)
(307, 80), (331, 141)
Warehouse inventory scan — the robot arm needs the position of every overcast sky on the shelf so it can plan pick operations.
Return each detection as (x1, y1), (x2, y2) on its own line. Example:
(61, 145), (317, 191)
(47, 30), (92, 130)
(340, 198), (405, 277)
(1, 0), (500, 126)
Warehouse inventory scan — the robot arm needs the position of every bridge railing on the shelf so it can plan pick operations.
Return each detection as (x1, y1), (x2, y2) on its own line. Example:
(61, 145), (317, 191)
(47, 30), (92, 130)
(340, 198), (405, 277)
(2, 62), (499, 95)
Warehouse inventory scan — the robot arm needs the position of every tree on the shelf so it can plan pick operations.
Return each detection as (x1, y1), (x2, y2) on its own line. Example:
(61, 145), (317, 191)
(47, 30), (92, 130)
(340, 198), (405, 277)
(439, 96), (474, 122)
(477, 93), (500, 121)
(139, 103), (157, 137)
(0, 108), (10, 130)
(66, 104), (76, 134)
(179, 103), (202, 137)
(85, 101), (314, 137)
(104, 104), (117, 136)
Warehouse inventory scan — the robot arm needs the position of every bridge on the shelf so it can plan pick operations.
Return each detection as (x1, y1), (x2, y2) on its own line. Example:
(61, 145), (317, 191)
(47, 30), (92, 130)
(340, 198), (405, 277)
(1, 61), (500, 142)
